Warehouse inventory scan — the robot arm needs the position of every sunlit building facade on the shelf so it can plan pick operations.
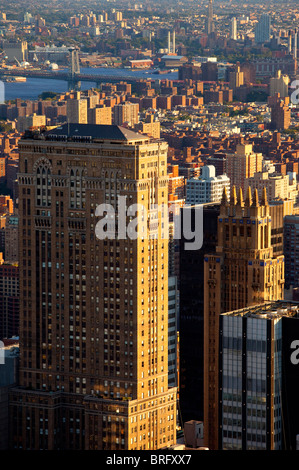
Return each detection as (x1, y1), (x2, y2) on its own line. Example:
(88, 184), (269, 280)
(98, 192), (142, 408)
(9, 123), (176, 450)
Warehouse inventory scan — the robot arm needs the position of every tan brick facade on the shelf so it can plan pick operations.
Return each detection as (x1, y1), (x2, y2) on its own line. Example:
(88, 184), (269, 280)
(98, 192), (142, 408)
(9, 124), (176, 450)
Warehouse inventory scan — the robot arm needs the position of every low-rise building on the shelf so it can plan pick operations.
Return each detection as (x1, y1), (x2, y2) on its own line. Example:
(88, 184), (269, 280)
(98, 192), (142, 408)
(245, 171), (298, 204)
(186, 165), (230, 205)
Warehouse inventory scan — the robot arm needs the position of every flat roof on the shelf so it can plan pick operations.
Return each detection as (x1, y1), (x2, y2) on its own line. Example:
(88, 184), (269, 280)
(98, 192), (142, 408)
(161, 55), (186, 60)
(45, 123), (148, 142)
(221, 301), (299, 320)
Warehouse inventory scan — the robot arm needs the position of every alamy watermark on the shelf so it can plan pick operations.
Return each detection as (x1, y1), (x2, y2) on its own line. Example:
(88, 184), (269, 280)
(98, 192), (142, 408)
(0, 340), (5, 365)
(0, 81), (4, 104)
(95, 196), (203, 250)
(290, 80), (299, 105)
(290, 340), (299, 365)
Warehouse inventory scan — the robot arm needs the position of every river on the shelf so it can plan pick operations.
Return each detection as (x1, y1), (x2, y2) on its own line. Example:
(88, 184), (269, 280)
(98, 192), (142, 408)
(3, 67), (178, 101)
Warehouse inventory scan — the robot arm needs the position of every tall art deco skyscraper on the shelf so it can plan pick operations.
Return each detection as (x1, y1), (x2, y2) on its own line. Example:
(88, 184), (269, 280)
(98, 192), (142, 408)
(9, 123), (177, 450)
(203, 186), (284, 450)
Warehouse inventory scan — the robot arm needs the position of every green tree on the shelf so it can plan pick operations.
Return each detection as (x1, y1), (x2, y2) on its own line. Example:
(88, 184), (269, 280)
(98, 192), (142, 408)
(38, 91), (58, 101)
(0, 120), (12, 132)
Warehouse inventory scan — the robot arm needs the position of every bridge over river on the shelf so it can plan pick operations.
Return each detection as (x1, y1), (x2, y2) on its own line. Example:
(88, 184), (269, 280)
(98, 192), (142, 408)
(0, 67), (165, 90)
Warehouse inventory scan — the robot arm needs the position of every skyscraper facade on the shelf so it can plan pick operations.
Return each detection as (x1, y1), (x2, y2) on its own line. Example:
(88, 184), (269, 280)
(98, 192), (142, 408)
(229, 66), (244, 91)
(269, 95), (291, 131)
(244, 171), (298, 205)
(66, 93), (88, 124)
(186, 166), (230, 206)
(219, 300), (299, 450)
(179, 204), (219, 426)
(203, 186), (285, 449)
(284, 215), (299, 290)
(269, 70), (289, 98)
(88, 106), (112, 125)
(255, 14), (271, 44)
(113, 103), (139, 127)
(168, 275), (178, 390)
(9, 123), (177, 450)
(225, 143), (263, 192)
(0, 264), (19, 340)
(205, 0), (215, 35)
(230, 17), (237, 40)
(4, 214), (19, 264)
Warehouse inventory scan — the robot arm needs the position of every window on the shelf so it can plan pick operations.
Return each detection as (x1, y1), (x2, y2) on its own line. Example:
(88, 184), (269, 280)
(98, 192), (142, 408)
(36, 163), (51, 207)
(70, 168), (86, 209)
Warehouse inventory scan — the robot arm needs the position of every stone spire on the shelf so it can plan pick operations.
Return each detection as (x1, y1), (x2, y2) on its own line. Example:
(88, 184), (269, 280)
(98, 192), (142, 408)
(230, 185), (237, 206)
(237, 187), (244, 206)
(245, 186), (252, 207)
(221, 186), (229, 206)
(261, 186), (268, 206)
(252, 188), (259, 207)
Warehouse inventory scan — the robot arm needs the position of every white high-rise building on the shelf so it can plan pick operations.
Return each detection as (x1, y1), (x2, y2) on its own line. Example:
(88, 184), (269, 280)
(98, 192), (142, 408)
(167, 30), (176, 53)
(186, 165), (230, 205)
(230, 17), (237, 40)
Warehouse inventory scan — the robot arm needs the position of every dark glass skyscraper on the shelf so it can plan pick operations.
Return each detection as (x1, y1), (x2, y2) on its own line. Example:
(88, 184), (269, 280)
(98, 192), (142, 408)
(179, 204), (219, 426)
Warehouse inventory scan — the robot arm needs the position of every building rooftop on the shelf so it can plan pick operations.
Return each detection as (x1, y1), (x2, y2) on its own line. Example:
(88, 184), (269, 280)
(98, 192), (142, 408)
(161, 55), (186, 61)
(188, 174), (230, 182)
(221, 300), (299, 320)
(22, 123), (150, 144)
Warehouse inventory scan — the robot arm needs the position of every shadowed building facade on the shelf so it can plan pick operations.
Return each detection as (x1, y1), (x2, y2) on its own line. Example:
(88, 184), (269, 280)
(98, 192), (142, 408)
(219, 301), (299, 450)
(203, 186), (285, 449)
(179, 204), (219, 425)
(0, 264), (19, 340)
